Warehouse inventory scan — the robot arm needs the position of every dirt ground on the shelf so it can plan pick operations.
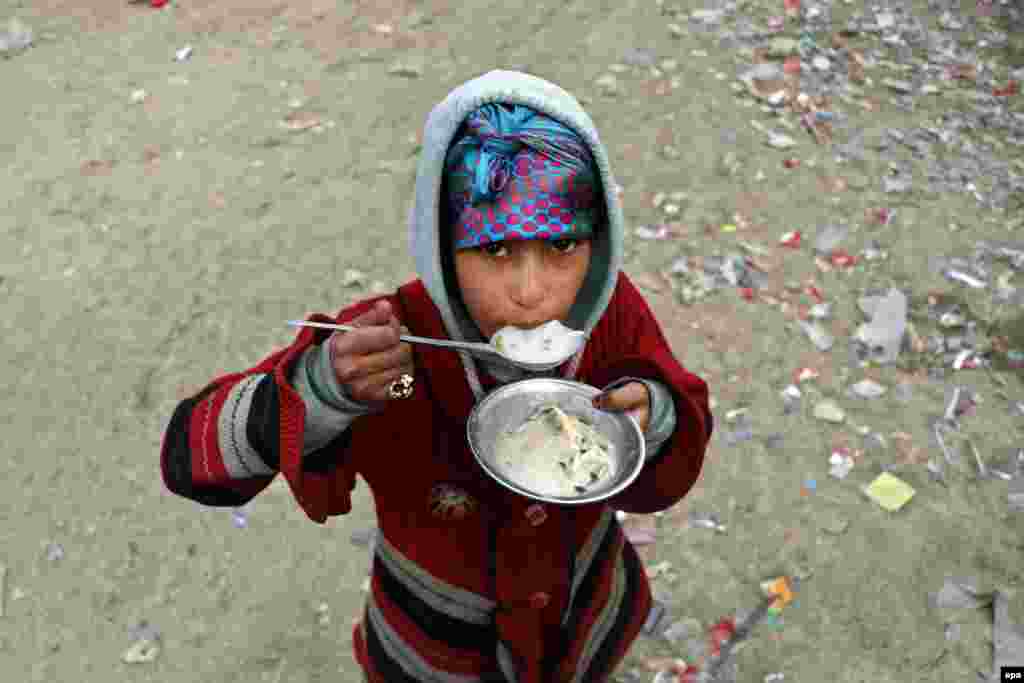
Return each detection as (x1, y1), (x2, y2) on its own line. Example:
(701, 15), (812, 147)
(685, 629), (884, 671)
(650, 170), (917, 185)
(2, 0), (1023, 682)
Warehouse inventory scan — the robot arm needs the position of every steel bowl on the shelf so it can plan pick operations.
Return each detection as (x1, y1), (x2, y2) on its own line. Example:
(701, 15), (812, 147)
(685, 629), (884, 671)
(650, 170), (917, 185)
(466, 378), (646, 505)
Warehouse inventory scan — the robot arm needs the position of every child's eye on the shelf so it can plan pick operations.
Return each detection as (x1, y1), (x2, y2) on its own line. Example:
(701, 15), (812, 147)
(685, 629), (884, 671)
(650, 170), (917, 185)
(481, 242), (508, 257)
(479, 239), (580, 258)
(550, 238), (580, 254)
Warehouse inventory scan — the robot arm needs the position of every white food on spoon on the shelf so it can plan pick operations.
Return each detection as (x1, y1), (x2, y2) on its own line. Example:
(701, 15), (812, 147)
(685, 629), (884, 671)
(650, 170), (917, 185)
(490, 320), (582, 363)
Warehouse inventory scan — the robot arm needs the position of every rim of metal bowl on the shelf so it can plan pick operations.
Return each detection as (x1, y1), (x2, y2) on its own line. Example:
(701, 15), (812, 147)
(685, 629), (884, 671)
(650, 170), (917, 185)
(466, 378), (646, 505)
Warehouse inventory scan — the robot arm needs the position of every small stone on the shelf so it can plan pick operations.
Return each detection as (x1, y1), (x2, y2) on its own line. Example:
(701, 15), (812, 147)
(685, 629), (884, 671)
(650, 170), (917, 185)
(663, 618), (700, 645)
(388, 61), (423, 78)
(767, 132), (797, 149)
(813, 400), (846, 423)
(622, 48), (657, 67)
(690, 9), (724, 23)
(876, 12), (895, 29)
(850, 379), (887, 399)
(341, 269), (366, 287)
(594, 74), (620, 96)
(882, 78), (914, 94)
(0, 18), (33, 54)
(121, 639), (160, 664)
(798, 320), (834, 351)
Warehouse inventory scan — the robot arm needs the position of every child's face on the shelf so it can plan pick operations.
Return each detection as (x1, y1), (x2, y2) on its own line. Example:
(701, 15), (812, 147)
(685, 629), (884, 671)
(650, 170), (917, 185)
(454, 237), (592, 339)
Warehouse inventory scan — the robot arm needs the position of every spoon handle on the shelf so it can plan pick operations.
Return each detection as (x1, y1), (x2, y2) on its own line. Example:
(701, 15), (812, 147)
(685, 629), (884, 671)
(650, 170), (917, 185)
(286, 320), (495, 354)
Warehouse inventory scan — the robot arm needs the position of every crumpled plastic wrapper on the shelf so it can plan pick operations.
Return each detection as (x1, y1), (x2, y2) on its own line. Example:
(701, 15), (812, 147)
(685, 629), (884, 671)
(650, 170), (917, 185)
(854, 289), (907, 364)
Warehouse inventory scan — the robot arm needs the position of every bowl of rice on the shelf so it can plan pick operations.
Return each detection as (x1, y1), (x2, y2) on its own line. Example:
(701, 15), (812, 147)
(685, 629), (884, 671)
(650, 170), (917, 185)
(466, 378), (646, 505)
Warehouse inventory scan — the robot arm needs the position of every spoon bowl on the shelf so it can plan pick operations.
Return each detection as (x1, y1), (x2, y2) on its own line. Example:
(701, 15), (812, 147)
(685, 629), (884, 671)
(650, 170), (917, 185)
(286, 320), (586, 372)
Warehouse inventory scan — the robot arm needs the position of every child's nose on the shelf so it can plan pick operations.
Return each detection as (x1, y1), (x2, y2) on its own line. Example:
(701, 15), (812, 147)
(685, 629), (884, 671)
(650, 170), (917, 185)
(510, 268), (546, 308)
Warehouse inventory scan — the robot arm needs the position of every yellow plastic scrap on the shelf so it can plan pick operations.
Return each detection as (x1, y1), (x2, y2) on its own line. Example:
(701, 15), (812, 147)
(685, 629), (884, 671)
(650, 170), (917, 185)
(760, 576), (795, 609)
(864, 472), (916, 512)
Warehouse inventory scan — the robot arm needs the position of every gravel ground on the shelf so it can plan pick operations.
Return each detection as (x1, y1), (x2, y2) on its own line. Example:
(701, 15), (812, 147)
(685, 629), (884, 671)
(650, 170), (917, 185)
(1, 1), (1022, 682)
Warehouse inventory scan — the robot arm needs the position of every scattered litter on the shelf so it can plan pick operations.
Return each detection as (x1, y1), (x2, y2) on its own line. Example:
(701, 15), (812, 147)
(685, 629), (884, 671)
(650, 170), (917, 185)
(175, 45), (193, 62)
(781, 384), (802, 402)
(966, 439), (987, 479)
(944, 269), (988, 290)
(794, 367), (819, 383)
(814, 224), (851, 255)
(662, 618), (697, 645)
(281, 110), (323, 132)
(988, 448), (1023, 481)
(128, 620), (162, 643)
(807, 303), (831, 320)
(933, 577), (991, 610)
(798, 320), (834, 351)
(767, 132), (797, 149)
(637, 225), (671, 240)
(993, 591), (1024, 672)
(350, 527), (378, 547)
(813, 399), (845, 424)
(932, 423), (960, 466)
(760, 576), (795, 609)
(121, 620), (161, 664)
(687, 512), (727, 534)
(231, 505), (249, 529)
(829, 449), (855, 479)
(699, 596), (781, 682)
(853, 288), (907, 364)
(0, 18), (33, 55)
(642, 600), (669, 637)
(0, 564), (6, 618)
(850, 379), (886, 399)
(45, 542), (64, 562)
(623, 515), (658, 546)
(863, 472), (916, 512)
(646, 561), (675, 580)
(1009, 476), (1024, 512)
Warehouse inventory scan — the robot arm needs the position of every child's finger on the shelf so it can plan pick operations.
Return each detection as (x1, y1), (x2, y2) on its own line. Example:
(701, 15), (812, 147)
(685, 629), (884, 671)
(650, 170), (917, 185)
(592, 382), (648, 411)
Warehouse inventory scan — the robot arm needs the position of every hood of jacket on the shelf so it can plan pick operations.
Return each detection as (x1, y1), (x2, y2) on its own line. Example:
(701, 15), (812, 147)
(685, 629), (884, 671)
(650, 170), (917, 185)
(407, 70), (625, 390)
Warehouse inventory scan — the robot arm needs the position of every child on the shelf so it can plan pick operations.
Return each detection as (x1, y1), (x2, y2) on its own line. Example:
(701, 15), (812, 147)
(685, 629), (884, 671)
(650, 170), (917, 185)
(160, 70), (713, 683)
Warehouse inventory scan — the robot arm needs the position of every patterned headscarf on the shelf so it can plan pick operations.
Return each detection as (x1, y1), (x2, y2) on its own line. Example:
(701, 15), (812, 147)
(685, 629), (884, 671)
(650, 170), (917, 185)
(444, 103), (601, 250)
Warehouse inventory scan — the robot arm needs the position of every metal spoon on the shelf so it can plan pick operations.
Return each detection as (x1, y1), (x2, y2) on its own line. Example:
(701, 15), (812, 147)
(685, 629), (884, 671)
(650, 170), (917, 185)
(286, 320), (585, 372)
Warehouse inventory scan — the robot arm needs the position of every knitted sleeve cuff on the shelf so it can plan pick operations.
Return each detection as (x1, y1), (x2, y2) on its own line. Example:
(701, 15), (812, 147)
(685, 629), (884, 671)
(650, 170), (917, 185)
(598, 376), (677, 461)
(307, 335), (383, 416)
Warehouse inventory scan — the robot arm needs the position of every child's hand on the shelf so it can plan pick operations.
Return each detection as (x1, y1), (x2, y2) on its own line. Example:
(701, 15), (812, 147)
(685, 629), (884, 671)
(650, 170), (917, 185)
(592, 382), (650, 433)
(330, 300), (415, 406)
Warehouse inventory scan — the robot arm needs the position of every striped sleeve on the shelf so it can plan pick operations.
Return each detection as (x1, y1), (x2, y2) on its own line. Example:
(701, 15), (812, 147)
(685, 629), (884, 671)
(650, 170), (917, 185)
(160, 347), (360, 507)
